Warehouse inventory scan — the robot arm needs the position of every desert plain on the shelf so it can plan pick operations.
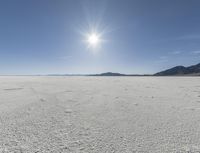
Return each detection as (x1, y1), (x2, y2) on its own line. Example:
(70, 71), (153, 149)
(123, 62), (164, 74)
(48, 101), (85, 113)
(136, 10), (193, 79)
(0, 76), (200, 153)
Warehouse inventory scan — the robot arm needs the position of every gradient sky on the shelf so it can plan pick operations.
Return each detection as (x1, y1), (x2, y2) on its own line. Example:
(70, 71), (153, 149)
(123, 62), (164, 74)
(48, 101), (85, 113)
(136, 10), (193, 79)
(0, 0), (200, 75)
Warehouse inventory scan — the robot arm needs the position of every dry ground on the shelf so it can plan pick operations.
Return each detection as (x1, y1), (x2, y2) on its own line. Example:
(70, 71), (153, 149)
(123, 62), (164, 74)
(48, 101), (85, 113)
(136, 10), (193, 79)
(0, 76), (200, 153)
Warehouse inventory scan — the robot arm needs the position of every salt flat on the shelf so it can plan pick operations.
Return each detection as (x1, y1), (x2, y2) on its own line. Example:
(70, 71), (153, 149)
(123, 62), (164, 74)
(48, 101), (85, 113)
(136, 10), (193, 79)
(0, 76), (200, 153)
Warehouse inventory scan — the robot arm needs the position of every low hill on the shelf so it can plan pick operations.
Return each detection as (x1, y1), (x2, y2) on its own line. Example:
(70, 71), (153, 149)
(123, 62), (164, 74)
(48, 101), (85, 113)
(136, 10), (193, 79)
(89, 72), (126, 76)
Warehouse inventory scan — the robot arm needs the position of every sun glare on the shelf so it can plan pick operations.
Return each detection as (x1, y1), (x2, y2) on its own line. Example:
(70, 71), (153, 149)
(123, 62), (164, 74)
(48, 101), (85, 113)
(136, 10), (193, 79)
(87, 33), (101, 48)
(80, 25), (107, 51)
(88, 33), (99, 45)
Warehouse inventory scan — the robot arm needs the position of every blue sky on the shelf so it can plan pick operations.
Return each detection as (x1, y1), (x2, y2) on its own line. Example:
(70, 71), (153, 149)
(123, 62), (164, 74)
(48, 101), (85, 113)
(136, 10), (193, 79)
(0, 0), (200, 75)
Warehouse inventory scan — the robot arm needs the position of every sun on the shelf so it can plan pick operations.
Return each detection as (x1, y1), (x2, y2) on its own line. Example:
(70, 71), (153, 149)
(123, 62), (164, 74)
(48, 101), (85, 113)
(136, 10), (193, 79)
(86, 32), (101, 48)
(80, 27), (106, 51)
(88, 33), (99, 46)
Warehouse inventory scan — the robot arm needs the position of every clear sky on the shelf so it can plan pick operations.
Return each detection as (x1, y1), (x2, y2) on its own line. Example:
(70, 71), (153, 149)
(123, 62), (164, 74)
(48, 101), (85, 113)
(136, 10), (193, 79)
(0, 0), (200, 75)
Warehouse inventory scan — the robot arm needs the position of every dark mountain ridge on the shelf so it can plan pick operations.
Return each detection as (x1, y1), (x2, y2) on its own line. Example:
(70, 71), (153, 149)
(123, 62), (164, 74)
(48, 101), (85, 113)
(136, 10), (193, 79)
(155, 63), (200, 76)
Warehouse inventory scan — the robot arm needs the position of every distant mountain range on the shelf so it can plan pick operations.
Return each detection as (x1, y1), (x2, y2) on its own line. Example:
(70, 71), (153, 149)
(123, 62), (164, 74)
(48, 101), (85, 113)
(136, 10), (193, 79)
(88, 72), (151, 76)
(154, 63), (200, 76)
(46, 63), (200, 76)
(92, 63), (200, 76)
(89, 72), (126, 76)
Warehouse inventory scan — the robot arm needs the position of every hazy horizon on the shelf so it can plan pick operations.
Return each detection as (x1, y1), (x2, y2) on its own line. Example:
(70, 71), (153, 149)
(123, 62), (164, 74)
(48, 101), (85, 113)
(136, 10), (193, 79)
(0, 0), (200, 75)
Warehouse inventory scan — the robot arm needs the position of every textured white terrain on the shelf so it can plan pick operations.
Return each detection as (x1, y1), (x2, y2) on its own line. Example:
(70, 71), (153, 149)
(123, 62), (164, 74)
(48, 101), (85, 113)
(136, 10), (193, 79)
(0, 76), (200, 153)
